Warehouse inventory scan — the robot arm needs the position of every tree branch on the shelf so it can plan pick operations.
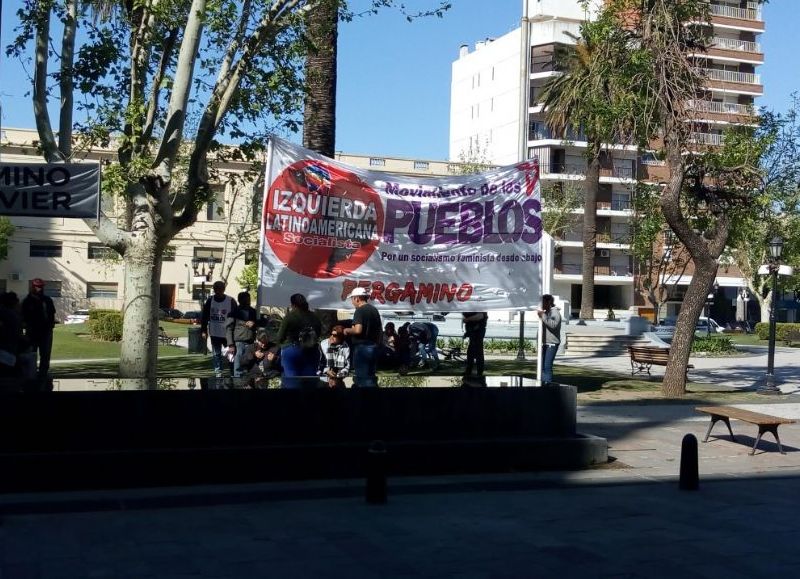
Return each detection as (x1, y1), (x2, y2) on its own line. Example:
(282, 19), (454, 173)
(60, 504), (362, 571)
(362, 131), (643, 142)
(33, 3), (63, 162)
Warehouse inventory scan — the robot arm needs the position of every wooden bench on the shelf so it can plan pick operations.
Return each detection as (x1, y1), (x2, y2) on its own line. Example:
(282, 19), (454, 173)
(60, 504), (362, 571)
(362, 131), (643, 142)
(158, 326), (178, 346)
(784, 329), (800, 347)
(628, 346), (693, 378)
(696, 405), (796, 455)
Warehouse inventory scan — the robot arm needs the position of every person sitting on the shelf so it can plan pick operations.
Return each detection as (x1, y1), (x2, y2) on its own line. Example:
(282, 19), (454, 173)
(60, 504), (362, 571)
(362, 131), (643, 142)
(240, 330), (281, 387)
(318, 325), (351, 388)
(378, 322), (399, 369)
(395, 324), (412, 375)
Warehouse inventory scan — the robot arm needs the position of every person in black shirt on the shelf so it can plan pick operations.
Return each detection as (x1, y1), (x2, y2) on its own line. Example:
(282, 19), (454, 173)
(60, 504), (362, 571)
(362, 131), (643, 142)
(463, 312), (488, 377)
(343, 287), (382, 387)
(21, 279), (56, 378)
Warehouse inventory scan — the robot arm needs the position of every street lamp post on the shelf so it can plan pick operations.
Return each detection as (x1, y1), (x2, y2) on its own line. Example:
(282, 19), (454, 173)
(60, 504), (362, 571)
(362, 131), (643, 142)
(516, 311), (526, 361)
(759, 236), (784, 395)
(191, 257), (217, 309)
(705, 281), (718, 337)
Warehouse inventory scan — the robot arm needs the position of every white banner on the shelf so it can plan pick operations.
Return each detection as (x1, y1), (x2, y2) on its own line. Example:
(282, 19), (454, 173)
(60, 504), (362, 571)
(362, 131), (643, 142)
(258, 137), (543, 311)
(0, 163), (100, 218)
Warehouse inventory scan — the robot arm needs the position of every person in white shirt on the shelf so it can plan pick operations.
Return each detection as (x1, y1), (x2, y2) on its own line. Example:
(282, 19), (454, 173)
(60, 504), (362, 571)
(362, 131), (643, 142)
(200, 281), (237, 377)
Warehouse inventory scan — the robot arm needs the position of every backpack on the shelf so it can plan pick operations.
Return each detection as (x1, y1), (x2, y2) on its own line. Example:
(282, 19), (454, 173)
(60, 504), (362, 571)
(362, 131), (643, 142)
(298, 324), (318, 349)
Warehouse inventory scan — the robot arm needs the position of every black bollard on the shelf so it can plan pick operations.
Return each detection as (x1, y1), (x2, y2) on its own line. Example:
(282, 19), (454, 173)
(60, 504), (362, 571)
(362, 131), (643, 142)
(679, 433), (699, 491)
(365, 440), (388, 504)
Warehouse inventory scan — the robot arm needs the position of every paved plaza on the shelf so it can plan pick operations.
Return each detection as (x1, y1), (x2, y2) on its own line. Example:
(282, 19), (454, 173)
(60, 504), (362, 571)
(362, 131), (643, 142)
(4, 344), (800, 578)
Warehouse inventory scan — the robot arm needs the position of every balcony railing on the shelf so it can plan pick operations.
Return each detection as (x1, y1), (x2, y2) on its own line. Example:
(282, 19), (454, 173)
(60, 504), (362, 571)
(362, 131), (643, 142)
(690, 132), (724, 146)
(689, 99), (756, 116)
(710, 36), (761, 53)
(528, 123), (588, 143)
(709, 3), (762, 21)
(555, 264), (632, 277)
(701, 68), (761, 85)
(560, 230), (630, 244)
(541, 163), (636, 180)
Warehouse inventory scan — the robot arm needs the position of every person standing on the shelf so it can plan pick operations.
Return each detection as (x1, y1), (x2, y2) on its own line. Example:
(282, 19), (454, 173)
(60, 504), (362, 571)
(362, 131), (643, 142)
(537, 294), (562, 385)
(343, 287), (382, 387)
(226, 291), (259, 379)
(21, 279), (56, 378)
(275, 293), (322, 388)
(463, 311), (488, 377)
(200, 281), (237, 378)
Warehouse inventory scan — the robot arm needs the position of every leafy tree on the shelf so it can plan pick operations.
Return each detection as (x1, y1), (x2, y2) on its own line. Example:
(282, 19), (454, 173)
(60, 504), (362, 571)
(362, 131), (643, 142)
(726, 98), (800, 322)
(0, 218), (15, 261)
(629, 182), (689, 323)
(11, 0), (315, 378)
(626, 0), (763, 397)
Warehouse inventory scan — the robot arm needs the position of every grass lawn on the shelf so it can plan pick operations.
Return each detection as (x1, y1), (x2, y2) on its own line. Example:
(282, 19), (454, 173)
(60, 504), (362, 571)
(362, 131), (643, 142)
(49, 344), (775, 404)
(53, 323), (186, 360)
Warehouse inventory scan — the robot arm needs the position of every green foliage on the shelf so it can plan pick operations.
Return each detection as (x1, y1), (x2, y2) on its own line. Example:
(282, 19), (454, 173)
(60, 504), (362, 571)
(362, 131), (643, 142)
(88, 310), (124, 342)
(0, 217), (14, 261)
(754, 322), (800, 342)
(542, 181), (582, 239)
(691, 335), (736, 354)
(236, 262), (259, 299)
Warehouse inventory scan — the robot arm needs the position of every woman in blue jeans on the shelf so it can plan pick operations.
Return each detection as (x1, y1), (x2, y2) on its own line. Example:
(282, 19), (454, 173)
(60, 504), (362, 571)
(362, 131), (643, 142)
(275, 294), (322, 388)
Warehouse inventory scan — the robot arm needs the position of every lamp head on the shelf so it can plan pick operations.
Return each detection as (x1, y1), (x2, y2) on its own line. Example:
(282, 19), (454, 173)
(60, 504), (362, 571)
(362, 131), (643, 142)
(768, 236), (784, 261)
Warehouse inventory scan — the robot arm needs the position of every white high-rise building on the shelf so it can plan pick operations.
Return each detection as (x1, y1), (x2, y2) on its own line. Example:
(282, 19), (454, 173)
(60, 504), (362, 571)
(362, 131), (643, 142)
(450, 0), (765, 323)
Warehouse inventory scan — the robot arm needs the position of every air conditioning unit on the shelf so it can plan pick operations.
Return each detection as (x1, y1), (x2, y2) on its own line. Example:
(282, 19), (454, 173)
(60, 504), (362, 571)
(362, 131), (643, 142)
(600, 249), (610, 258)
(9, 272), (21, 281)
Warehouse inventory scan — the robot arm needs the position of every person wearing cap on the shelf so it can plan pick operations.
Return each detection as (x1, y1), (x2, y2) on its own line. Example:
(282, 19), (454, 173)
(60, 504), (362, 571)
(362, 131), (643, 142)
(343, 287), (382, 387)
(21, 278), (56, 378)
(200, 280), (238, 377)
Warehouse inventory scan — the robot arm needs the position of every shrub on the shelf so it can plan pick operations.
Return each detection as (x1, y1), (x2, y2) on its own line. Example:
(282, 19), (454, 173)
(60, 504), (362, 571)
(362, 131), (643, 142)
(754, 322), (800, 342)
(691, 335), (736, 354)
(88, 310), (123, 342)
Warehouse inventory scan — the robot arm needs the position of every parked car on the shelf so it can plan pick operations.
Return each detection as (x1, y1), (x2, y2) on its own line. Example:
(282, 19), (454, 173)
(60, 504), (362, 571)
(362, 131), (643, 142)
(64, 309), (90, 325)
(182, 311), (202, 324)
(653, 316), (723, 339)
(159, 307), (183, 320)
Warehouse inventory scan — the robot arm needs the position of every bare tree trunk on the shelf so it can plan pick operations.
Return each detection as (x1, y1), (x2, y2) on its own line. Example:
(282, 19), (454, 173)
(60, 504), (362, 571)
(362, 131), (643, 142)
(120, 238), (162, 379)
(579, 146), (600, 320)
(659, 150), (730, 397)
(303, 0), (339, 335)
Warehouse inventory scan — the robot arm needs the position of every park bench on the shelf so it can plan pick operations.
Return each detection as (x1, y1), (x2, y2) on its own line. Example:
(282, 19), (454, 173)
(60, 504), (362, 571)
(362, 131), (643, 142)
(784, 329), (800, 347)
(158, 326), (178, 346)
(696, 405), (796, 455)
(628, 345), (693, 378)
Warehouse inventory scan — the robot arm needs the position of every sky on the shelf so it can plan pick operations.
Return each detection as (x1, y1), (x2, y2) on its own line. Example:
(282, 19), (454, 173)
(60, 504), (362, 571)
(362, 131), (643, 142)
(1, 0), (797, 162)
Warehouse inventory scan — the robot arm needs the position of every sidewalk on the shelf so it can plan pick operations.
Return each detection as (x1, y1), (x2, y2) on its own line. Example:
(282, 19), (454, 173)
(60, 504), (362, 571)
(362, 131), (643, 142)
(3, 402), (800, 578)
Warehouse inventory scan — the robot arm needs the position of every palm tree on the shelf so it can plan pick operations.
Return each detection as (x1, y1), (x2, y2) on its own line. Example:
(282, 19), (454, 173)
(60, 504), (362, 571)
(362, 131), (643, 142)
(540, 15), (636, 320)
(303, 0), (338, 157)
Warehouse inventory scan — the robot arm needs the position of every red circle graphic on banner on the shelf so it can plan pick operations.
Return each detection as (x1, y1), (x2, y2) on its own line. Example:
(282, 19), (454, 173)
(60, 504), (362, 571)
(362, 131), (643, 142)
(264, 161), (384, 279)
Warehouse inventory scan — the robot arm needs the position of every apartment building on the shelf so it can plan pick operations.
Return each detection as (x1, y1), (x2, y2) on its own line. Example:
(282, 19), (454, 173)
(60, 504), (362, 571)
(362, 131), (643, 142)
(0, 128), (259, 321)
(450, 0), (764, 322)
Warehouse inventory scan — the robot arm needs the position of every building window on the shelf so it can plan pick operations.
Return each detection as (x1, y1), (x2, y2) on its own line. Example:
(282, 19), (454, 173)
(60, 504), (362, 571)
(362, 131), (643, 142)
(414, 161), (429, 171)
(206, 187), (226, 221)
(30, 240), (62, 258)
(194, 247), (223, 262)
(0, 280), (6, 293)
(87, 242), (117, 260)
(87, 283), (119, 299)
(369, 158), (385, 167)
(245, 248), (258, 265)
(39, 280), (62, 298)
(162, 246), (176, 261)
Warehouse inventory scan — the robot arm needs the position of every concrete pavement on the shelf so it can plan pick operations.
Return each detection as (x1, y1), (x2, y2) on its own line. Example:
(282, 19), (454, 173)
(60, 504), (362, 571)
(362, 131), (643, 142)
(4, 395), (800, 577)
